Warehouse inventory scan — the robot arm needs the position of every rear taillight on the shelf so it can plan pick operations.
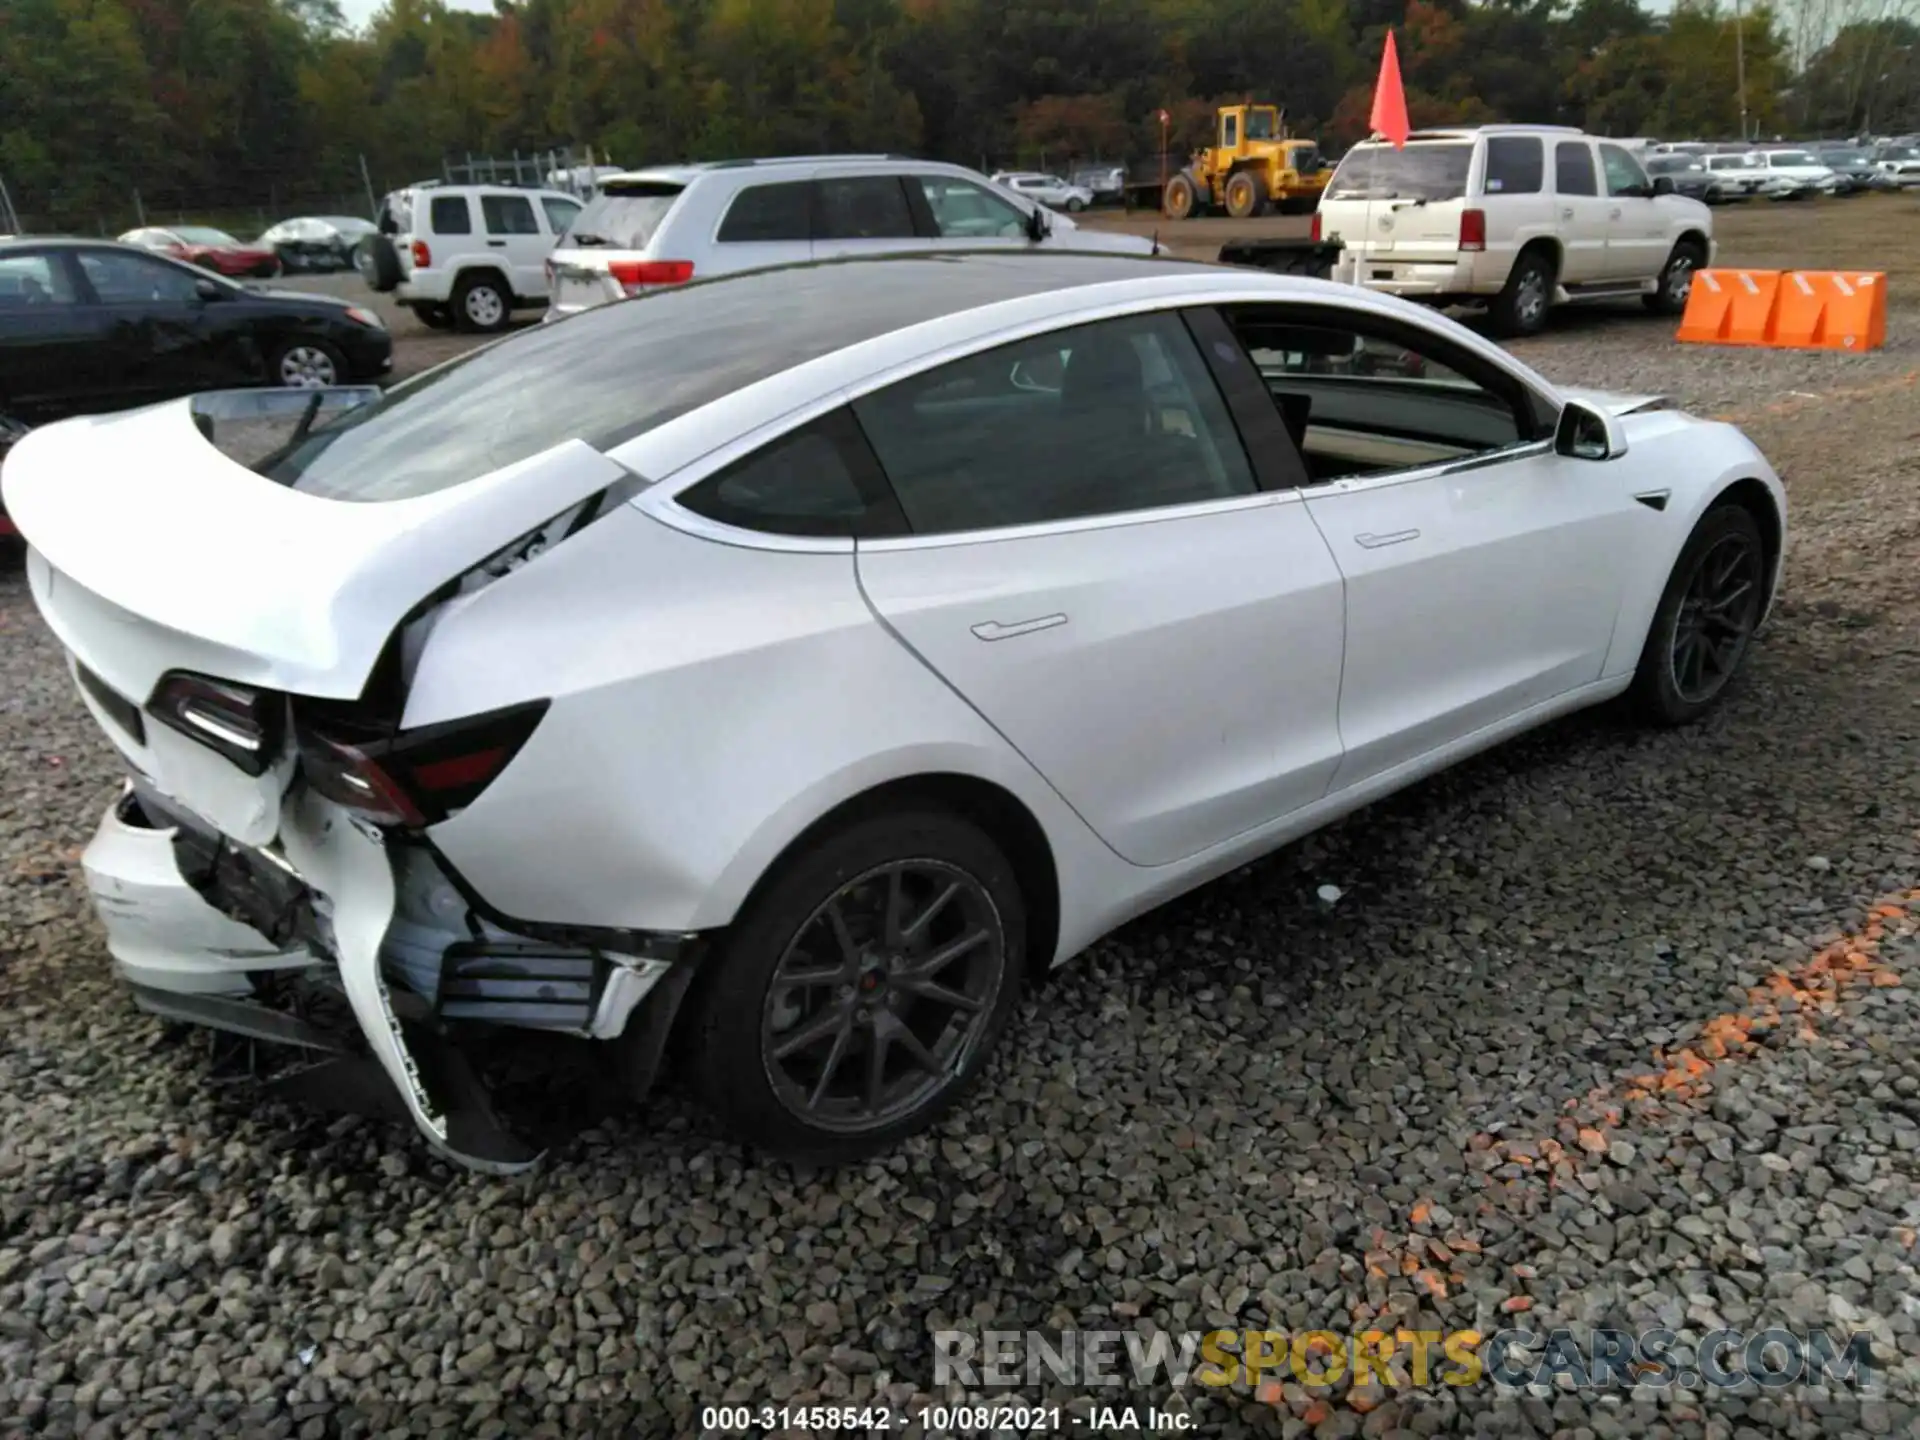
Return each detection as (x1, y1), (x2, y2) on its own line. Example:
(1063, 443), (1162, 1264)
(1459, 209), (1487, 252)
(296, 700), (549, 829)
(607, 259), (693, 295)
(1310, 212), (1322, 243)
(148, 672), (284, 777)
(411, 240), (432, 268)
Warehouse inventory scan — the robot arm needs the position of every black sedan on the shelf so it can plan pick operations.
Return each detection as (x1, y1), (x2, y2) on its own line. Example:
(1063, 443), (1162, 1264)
(0, 239), (391, 426)
(1645, 154), (1717, 202)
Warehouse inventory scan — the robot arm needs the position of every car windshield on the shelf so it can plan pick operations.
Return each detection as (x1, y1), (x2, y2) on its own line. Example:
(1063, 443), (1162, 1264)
(1651, 158), (1704, 173)
(1326, 142), (1472, 201)
(1823, 150), (1869, 164)
(1711, 155), (1761, 170)
(174, 227), (238, 245)
(560, 181), (685, 248)
(1768, 152), (1817, 166)
(1882, 145), (1919, 160)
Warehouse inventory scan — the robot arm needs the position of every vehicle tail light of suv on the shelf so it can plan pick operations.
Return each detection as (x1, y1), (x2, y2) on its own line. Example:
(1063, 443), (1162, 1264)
(607, 260), (694, 296)
(411, 240), (432, 268)
(1459, 210), (1486, 252)
(1310, 212), (1322, 243)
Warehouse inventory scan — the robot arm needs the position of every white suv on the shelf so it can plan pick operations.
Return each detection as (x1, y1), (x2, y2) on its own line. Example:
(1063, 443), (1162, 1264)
(1316, 125), (1714, 337)
(359, 184), (585, 331)
(543, 156), (1153, 321)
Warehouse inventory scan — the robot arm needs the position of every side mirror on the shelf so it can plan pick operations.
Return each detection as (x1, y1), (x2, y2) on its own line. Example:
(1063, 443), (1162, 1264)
(1651, 175), (1676, 196)
(1554, 399), (1627, 461)
(1024, 205), (1052, 244)
(194, 277), (224, 302)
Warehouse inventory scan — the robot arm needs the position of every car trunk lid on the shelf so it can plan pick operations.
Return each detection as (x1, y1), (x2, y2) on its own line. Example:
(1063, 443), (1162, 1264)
(5, 391), (632, 839)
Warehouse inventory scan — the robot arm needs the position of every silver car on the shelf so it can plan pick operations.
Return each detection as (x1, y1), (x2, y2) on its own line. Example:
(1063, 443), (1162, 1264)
(544, 155), (1153, 321)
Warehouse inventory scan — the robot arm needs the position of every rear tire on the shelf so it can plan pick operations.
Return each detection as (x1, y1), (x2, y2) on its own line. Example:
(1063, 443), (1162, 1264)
(1644, 238), (1706, 315)
(453, 272), (512, 333)
(1629, 503), (1767, 726)
(685, 809), (1026, 1163)
(1066, 197), (1086, 213)
(1489, 248), (1554, 338)
(1163, 173), (1198, 221)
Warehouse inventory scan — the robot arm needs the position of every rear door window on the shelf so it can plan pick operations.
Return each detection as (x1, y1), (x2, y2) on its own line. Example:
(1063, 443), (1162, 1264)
(815, 177), (916, 240)
(563, 181), (686, 250)
(1325, 143), (1472, 202)
(429, 195), (473, 235)
(481, 194), (540, 235)
(1554, 142), (1599, 196)
(717, 182), (814, 243)
(1482, 137), (1544, 195)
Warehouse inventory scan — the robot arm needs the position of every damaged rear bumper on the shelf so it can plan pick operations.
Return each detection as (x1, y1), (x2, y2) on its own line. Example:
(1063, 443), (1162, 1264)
(82, 779), (699, 1172)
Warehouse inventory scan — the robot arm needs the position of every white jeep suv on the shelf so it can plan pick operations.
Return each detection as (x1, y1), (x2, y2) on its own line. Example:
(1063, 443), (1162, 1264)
(1316, 125), (1714, 337)
(359, 183), (586, 331)
(543, 156), (1153, 321)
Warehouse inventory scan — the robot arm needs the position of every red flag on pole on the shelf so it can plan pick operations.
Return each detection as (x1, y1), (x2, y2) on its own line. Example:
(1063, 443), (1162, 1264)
(1370, 30), (1411, 149)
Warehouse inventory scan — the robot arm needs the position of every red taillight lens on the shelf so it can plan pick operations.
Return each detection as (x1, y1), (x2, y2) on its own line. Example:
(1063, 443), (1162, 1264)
(411, 240), (432, 268)
(1310, 212), (1322, 243)
(147, 672), (283, 777)
(1459, 209), (1487, 252)
(295, 700), (549, 829)
(607, 259), (694, 295)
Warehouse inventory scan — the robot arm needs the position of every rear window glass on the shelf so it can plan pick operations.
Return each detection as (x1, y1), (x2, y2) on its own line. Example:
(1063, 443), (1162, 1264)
(562, 181), (685, 250)
(240, 255), (1168, 502)
(1482, 137), (1543, 195)
(1326, 142), (1472, 202)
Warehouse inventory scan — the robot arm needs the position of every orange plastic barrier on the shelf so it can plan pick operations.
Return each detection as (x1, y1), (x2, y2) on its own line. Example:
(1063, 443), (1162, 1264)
(1771, 271), (1888, 352)
(1676, 268), (1781, 346)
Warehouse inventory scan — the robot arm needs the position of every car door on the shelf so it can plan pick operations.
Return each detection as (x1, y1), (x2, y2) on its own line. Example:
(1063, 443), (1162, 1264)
(1598, 143), (1667, 281)
(478, 192), (547, 297)
(851, 307), (1348, 867)
(1550, 140), (1610, 283)
(70, 248), (229, 401)
(0, 249), (114, 414)
(808, 173), (922, 263)
(1213, 302), (1644, 792)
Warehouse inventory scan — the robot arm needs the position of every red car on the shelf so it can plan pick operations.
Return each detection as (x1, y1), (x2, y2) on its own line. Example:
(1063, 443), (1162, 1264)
(117, 225), (280, 278)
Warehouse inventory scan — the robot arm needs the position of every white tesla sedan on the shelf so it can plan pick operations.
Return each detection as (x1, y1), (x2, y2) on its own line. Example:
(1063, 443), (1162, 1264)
(3, 253), (1785, 1172)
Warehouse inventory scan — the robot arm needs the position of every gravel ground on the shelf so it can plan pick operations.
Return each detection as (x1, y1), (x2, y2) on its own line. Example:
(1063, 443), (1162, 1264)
(2, 200), (1918, 1438)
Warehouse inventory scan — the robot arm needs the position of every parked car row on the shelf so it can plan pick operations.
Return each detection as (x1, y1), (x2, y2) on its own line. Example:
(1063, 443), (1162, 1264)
(0, 237), (392, 423)
(1647, 137), (1916, 197)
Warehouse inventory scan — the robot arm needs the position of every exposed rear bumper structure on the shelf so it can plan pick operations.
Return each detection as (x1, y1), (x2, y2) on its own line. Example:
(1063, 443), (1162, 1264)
(83, 780), (699, 1172)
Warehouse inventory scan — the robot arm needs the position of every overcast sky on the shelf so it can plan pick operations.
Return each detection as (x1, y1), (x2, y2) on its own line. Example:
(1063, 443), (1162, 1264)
(338, 0), (492, 25)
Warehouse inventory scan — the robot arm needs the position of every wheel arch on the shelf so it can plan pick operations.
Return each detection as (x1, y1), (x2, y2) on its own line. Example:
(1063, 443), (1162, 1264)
(713, 771), (1063, 984)
(1711, 475), (1784, 613)
(1514, 234), (1563, 280)
(1672, 227), (1710, 258)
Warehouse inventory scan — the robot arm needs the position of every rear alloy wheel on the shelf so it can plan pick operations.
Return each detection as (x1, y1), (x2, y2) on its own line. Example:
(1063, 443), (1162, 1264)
(1630, 503), (1767, 726)
(1645, 239), (1706, 315)
(1489, 249), (1554, 337)
(454, 274), (511, 333)
(1066, 197), (1087, 213)
(272, 339), (343, 388)
(687, 810), (1025, 1162)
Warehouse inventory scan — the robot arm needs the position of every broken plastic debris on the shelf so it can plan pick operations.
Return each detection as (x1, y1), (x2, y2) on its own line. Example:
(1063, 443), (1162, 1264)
(297, 1344), (317, 1367)
(1316, 884), (1344, 904)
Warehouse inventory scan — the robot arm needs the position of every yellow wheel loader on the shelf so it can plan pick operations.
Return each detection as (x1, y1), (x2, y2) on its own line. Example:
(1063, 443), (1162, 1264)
(1161, 104), (1331, 219)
